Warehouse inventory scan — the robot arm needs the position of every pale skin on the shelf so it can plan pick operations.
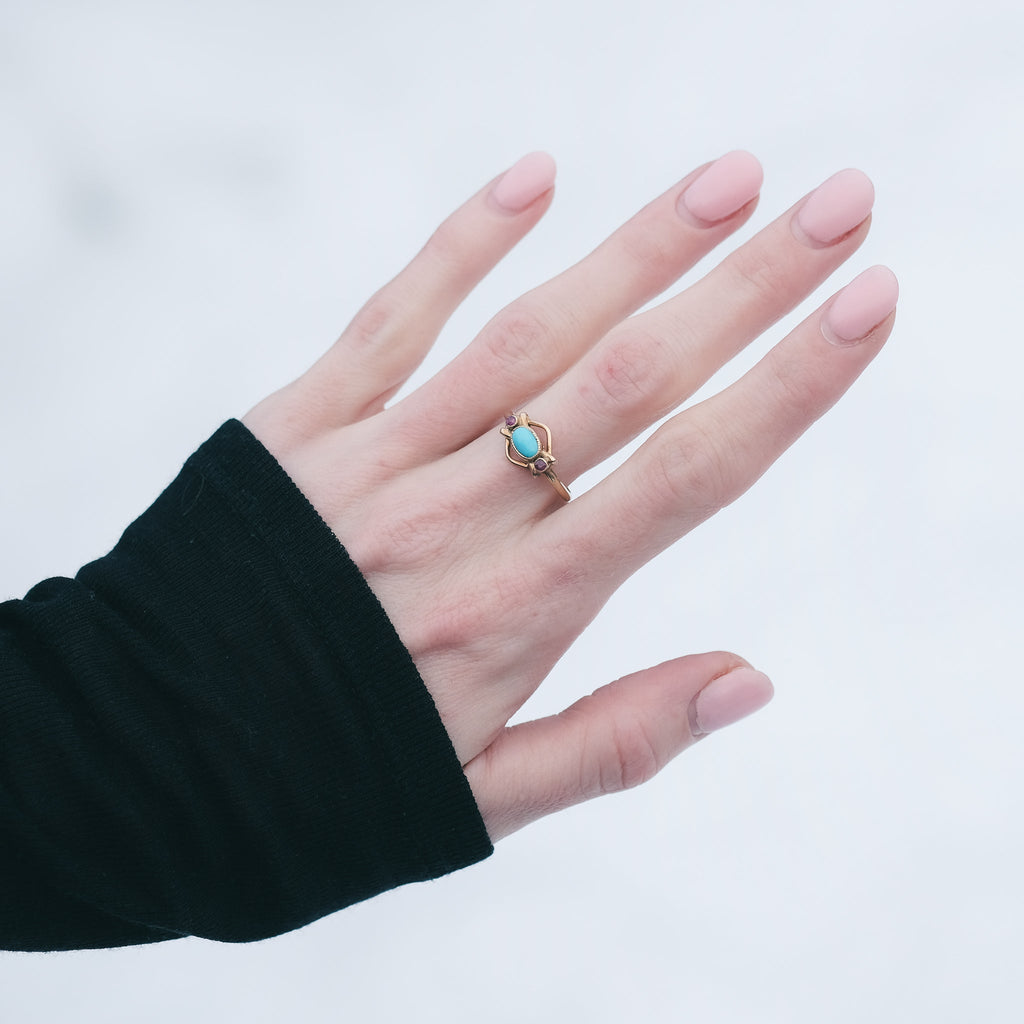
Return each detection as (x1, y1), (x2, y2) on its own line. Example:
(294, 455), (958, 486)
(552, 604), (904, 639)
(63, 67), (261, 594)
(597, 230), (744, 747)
(243, 151), (898, 842)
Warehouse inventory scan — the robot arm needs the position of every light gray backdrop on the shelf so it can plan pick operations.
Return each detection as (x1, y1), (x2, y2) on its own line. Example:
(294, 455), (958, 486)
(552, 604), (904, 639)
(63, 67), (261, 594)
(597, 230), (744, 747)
(2, 0), (1021, 1021)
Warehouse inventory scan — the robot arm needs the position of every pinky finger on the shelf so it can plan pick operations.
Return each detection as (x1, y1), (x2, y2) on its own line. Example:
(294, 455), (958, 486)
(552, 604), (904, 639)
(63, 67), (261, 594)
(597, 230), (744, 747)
(305, 152), (557, 424)
(464, 652), (773, 842)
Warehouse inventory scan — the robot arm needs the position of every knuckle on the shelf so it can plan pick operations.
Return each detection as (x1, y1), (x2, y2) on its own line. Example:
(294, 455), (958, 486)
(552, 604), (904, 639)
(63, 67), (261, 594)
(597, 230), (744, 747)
(725, 245), (792, 316)
(481, 304), (551, 370)
(596, 714), (664, 795)
(645, 422), (734, 519)
(421, 217), (473, 282)
(346, 292), (396, 351)
(617, 224), (678, 290)
(764, 344), (828, 422)
(580, 328), (665, 416)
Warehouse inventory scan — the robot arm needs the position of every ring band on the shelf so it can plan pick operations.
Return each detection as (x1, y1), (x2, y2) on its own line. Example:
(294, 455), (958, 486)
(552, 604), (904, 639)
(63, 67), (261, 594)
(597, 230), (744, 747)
(500, 413), (571, 502)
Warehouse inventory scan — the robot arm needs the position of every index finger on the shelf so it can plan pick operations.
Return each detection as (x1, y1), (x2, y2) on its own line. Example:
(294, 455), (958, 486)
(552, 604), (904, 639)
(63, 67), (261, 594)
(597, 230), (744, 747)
(550, 265), (899, 579)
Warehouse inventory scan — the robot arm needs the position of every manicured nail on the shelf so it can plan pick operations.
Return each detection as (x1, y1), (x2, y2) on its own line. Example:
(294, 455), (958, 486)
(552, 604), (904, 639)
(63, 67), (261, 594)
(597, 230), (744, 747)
(794, 168), (875, 246)
(491, 152), (557, 214)
(688, 667), (774, 738)
(822, 265), (900, 345)
(678, 150), (763, 225)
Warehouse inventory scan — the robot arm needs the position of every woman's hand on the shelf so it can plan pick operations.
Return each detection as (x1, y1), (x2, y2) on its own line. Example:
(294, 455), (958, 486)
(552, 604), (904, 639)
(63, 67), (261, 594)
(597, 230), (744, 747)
(243, 151), (897, 841)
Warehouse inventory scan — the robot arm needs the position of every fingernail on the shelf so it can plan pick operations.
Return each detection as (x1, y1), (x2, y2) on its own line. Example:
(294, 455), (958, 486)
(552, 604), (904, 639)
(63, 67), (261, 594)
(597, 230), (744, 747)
(688, 667), (774, 738)
(678, 150), (763, 225)
(794, 168), (875, 246)
(822, 265), (900, 346)
(491, 152), (557, 214)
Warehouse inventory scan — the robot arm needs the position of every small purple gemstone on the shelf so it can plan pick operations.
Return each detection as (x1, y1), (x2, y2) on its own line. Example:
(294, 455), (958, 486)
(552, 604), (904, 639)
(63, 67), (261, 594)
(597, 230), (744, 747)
(505, 415), (518, 428)
(534, 458), (548, 472)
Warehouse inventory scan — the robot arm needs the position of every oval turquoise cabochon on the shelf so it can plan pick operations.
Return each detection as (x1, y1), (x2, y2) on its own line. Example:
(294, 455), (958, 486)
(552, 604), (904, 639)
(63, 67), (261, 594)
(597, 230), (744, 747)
(511, 425), (541, 460)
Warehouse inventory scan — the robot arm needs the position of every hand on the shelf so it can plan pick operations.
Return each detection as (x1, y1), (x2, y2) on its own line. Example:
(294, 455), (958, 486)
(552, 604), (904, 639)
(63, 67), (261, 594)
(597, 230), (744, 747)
(243, 151), (897, 841)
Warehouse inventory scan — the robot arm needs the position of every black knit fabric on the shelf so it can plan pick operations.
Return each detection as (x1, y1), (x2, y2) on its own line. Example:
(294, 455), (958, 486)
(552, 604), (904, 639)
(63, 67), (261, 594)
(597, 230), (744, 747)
(0, 420), (492, 951)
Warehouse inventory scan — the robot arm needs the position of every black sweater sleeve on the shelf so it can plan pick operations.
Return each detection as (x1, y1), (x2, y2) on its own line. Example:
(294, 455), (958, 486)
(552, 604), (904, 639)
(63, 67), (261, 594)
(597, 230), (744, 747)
(0, 420), (493, 951)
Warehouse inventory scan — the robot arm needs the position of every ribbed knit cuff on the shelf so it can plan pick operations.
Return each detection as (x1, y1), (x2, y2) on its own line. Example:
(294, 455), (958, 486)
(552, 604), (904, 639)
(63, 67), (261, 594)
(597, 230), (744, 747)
(193, 420), (494, 887)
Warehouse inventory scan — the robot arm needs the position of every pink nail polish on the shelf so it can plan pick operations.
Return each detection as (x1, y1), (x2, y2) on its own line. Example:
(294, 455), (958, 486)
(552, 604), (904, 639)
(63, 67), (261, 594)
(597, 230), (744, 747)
(794, 168), (875, 246)
(678, 150), (763, 225)
(491, 152), (557, 214)
(822, 265), (899, 346)
(688, 667), (774, 737)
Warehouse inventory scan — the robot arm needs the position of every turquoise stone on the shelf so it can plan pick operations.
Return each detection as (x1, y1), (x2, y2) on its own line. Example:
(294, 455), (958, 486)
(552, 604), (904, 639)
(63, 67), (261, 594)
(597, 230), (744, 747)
(511, 425), (541, 460)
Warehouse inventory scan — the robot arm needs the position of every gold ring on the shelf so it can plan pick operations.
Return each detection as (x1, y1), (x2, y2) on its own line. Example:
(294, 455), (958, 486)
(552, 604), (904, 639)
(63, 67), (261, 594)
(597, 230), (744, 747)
(500, 413), (571, 502)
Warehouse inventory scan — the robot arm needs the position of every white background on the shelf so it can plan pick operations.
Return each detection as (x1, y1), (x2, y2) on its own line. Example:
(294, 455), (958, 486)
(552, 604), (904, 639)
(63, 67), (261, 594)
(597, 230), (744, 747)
(2, 0), (1022, 1020)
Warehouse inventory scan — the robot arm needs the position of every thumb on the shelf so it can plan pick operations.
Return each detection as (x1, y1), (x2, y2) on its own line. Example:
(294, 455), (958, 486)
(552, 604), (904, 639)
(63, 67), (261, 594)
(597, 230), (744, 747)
(464, 652), (774, 842)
